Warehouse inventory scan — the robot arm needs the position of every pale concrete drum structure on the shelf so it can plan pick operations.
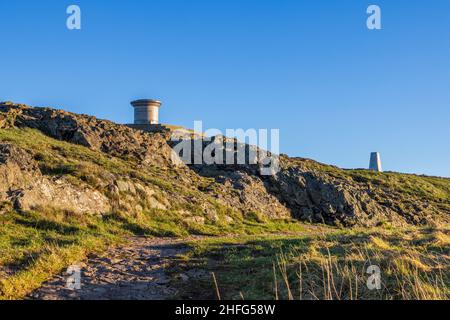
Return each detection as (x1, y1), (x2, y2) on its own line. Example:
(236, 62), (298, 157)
(369, 152), (383, 172)
(127, 99), (168, 132)
(131, 99), (162, 125)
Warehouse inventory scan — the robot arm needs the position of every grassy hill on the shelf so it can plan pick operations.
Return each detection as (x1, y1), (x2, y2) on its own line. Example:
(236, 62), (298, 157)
(0, 102), (448, 300)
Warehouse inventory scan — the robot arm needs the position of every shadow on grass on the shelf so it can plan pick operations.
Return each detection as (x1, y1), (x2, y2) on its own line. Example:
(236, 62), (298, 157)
(14, 217), (81, 235)
(176, 229), (450, 300)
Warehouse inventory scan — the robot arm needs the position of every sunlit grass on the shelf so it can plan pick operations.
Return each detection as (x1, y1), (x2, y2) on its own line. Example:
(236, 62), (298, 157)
(181, 226), (450, 300)
(1, 127), (449, 300)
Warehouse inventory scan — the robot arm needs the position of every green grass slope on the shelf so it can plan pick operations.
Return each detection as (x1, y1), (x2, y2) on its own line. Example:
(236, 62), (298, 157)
(0, 127), (449, 300)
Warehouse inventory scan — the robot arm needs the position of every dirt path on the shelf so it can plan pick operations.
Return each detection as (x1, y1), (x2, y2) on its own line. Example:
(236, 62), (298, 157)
(29, 229), (330, 300)
(29, 237), (195, 300)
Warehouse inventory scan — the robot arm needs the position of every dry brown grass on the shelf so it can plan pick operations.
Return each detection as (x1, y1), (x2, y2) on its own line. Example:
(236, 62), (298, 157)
(184, 226), (449, 300)
(272, 228), (449, 300)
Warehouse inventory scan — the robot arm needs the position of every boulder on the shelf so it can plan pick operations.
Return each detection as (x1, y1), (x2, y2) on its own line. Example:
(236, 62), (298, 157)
(0, 143), (110, 215)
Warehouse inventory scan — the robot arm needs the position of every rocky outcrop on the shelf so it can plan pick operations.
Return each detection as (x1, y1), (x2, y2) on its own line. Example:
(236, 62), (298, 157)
(0, 143), (110, 215)
(192, 161), (399, 227)
(195, 167), (291, 220)
(0, 102), (176, 168)
(1, 102), (448, 227)
(268, 162), (396, 226)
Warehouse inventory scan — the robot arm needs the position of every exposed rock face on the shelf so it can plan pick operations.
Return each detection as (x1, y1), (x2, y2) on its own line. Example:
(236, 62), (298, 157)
(1, 102), (448, 226)
(268, 163), (395, 226)
(191, 161), (398, 227)
(195, 167), (291, 220)
(0, 143), (110, 215)
(0, 102), (176, 168)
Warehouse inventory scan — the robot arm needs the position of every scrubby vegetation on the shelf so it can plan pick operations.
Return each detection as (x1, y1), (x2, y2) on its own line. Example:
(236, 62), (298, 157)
(284, 157), (450, 226)
(0, 201), (308, 299)
(0, 128), (306, 299)
(178, 226), (450, 300)
(0, 109), (449, 300)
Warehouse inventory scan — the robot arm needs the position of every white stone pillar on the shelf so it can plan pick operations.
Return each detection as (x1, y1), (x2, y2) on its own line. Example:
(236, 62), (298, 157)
(369, 152), (383, 172)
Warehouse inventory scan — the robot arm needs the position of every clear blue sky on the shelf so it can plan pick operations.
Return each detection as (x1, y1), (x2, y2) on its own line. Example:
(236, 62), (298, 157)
(1, 0), (449, 177)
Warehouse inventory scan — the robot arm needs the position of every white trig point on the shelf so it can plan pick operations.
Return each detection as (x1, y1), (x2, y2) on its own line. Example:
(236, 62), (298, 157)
(369, 152), (383, 172)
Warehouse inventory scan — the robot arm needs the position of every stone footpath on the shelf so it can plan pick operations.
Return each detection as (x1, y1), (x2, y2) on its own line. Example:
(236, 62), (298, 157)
(29, 237), (193, 300)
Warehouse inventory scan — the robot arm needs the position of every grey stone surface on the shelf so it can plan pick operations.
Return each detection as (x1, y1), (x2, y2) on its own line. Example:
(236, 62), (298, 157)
(29, 237), (192, 300)
(0, 143), (111, 215)
(1, 102), (447, 227)
(131, 99), (162, 125)
(369, 152), (383, 172)
(126, 123), (169, 133)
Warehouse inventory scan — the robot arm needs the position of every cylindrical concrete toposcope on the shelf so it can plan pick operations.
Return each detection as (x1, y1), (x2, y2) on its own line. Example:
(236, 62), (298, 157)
(131, 99), (162, 125)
